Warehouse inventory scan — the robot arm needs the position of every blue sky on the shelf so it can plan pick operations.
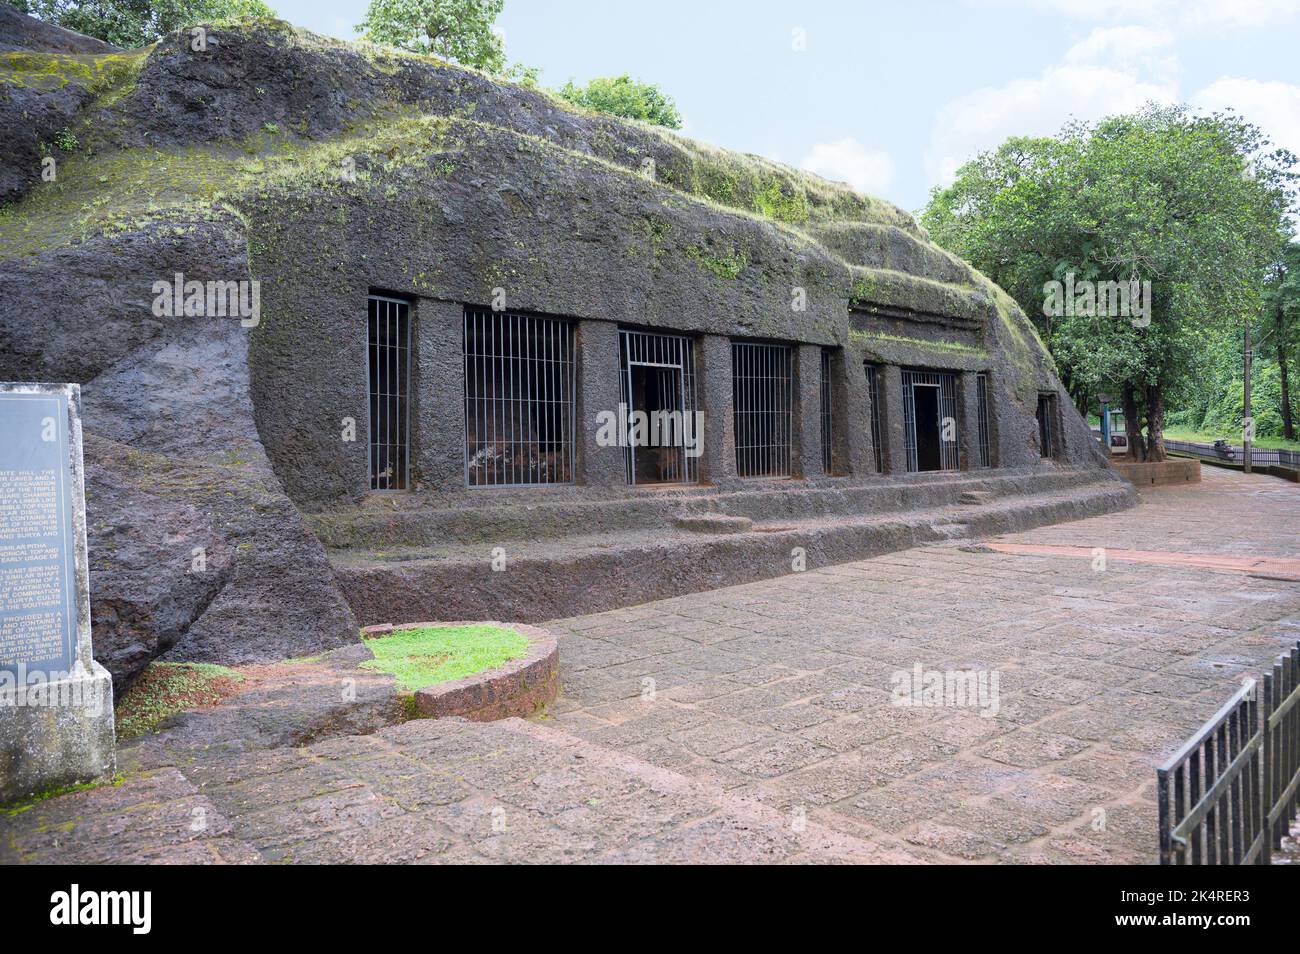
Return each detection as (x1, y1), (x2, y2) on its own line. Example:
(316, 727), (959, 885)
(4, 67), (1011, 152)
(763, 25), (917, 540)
(270, 0), (1300, 215)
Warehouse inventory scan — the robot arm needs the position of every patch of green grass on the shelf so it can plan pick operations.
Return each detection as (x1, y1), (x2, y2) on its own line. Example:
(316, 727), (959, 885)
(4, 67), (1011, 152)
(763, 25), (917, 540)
(360, 624), (529, 691)
(848, 329), (988, 358)
(1162, 426), (1300, 452)
(1, 775), (127, 814)
(685, 243), (747, 279)
(115, 662), (244, 738)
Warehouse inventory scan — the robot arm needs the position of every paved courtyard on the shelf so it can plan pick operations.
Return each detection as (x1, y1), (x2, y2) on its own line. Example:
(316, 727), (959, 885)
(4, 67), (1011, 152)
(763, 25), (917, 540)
(3, 468), (1298, 864)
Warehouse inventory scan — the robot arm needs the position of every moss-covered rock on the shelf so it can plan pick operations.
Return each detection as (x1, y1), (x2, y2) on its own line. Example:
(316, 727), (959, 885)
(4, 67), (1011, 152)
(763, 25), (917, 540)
(0, 13), (1104, 682)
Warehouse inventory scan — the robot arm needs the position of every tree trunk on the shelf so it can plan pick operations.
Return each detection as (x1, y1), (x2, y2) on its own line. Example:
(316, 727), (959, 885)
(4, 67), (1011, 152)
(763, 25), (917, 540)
(1279, 297), (1295, 442)
(1122, 384), (1147, 461)
(1144, 383), (1167, 461)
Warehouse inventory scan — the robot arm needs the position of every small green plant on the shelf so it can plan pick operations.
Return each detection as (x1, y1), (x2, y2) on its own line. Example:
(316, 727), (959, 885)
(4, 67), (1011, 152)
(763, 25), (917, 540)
(2, 775), (126, 815)
(262, 121), (280, 134)
(360, 623), (528, 690)
(686, 243), (747, 279)
(53, 128), (78, 152)
(115, 661), (244, 738)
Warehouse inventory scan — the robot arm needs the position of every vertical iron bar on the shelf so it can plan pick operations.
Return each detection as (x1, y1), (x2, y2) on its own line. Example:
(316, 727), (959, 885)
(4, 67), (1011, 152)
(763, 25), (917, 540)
(1190, 748), (1202, 865)
(1205, 738), (1217, 864)
(1174, 762), (1186, 865)
(1263, 670), (1274, 864)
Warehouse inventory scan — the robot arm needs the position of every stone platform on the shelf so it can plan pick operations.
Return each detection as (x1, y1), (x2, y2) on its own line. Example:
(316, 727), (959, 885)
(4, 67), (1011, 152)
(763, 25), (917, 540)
(326, 467), (1135, 626)
(360, 621), (560, 721)
(6, 469), (1295, 865)
(1110, 458), (1200, 486)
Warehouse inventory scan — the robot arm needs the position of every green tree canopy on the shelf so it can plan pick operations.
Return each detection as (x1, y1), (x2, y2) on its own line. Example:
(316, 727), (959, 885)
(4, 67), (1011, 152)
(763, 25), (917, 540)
(921, 104), (1296, 460)
(356, 0), (504, 72)
(11, 0), (276, 48)
(557, 74), (682, 129)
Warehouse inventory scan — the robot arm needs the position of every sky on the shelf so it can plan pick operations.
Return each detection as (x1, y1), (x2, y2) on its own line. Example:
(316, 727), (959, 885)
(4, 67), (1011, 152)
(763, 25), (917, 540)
(269, 0), (1300, 215)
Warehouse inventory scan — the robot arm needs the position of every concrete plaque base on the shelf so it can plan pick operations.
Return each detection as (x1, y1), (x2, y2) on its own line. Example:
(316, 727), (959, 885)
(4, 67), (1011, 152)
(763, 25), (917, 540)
(1, 660), (115, 802)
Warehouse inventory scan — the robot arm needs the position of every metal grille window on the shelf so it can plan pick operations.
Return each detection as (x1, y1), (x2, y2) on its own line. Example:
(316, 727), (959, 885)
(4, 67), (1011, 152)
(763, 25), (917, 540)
(367, 295), (411, 491)
(732, 341), (793, 478)
(1037, 393), (1057, 459)
(463, 308), (575, 486)
(976, 372), (992, 468)
(901, 369), (960, 473)
(820, 348), (834, 475)
(865, 363), (884, 473)
(619, 329), (699, 485)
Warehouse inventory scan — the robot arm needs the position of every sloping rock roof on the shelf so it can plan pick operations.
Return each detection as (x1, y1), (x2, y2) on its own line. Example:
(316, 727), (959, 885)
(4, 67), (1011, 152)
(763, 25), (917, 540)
(0, 16), (1073, 685)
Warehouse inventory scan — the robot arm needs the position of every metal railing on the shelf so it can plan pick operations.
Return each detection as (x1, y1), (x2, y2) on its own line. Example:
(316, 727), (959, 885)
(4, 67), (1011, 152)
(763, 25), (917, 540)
(732, 341), (793, 478)
(1164, 438), (1300, 471)
(463, 308), (576, 487)
(865, 363), (884, 474)
(367, 295), (412, 491)
(820, 348), (834, 476)
(619, 328), (698, 486)
(1157, 642), (1300, 864)
(975, 372), (991, 468)
(901, 368), (960, 472)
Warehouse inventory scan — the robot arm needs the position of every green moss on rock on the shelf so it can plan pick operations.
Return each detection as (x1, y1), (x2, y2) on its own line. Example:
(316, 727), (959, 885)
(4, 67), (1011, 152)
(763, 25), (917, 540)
(0, 48), (148, 93)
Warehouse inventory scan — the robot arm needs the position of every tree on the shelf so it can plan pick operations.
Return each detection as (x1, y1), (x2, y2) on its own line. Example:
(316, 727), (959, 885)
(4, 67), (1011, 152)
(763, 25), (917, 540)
(1262, 240), (1300, 440)
(356, 0), (504, 72)
(922, 105), (1296, 461)
(557, 74), (682, 129)
(14, 0), (276, 48)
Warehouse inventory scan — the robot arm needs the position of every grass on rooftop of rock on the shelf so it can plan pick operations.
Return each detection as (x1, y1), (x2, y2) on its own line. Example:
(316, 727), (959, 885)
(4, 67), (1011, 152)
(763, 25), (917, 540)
(360, 624), (529, 691)
(115, 661), (244, 738)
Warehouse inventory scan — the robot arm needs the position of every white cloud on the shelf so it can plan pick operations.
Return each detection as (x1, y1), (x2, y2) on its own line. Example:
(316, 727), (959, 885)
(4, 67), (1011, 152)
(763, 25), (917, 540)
(1062, 25), (1178, 81)
(925, 27), (1178, 186)
(799, 138), (896, 194)
(1184, 0), (1300, 26)
(967, 0), (1300, 27)
(1191, 77), (1300, 158)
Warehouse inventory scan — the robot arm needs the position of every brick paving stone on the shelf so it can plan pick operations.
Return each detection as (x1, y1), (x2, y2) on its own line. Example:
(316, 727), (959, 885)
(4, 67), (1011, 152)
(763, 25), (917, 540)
(978, 729), (1092, 768)
(5, 469), (1299, 864)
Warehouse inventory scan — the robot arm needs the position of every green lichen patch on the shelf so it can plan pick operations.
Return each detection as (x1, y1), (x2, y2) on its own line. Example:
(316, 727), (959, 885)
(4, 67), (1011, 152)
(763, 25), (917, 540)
(850, 266), (992, 324)
(360, 624), (529, 691)
(115, 662), (245, 738)
(1, 774), (128, 815)
(0, 48), (149, 93)
(686, 242), (747, 279)
(849, 330), (988, 357)
(0, 112), (455, 260)
(645, 126), (913, 231)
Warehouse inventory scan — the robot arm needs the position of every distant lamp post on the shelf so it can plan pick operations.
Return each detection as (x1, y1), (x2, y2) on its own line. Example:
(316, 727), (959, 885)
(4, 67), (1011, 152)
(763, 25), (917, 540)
(1243, 317), (1253, 475)
(1098, 392), (1112, 448)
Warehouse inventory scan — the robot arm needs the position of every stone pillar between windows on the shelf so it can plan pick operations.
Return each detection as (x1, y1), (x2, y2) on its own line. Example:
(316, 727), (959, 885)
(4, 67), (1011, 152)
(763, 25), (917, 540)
(794, 344), (822, 478)
(414, 298), (465, 493)
(577, 319), (624, 487)
(841, 353), (874, 475)
(958, 370), (980, 470)
(881, 365), (908, 475)
(699, 334), (736, 485)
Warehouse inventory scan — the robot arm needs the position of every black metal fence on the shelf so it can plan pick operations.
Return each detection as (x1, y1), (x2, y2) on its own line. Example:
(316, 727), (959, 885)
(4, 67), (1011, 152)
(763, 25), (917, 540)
(1164, 438), (1300, 471)
(1157, 642), (1300, 864)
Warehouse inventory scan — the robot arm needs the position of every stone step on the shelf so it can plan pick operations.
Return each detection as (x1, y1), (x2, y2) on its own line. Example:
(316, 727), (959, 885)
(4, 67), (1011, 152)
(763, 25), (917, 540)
(309, 466), (1119, 549)
(672, 513), (754, 533)
(329, 477), (1135, 627)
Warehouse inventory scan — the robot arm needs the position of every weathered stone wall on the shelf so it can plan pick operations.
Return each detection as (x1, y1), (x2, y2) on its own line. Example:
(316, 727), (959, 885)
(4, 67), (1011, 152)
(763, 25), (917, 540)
(0, 15), (1118, 683)
(0, 217), (358, 686)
